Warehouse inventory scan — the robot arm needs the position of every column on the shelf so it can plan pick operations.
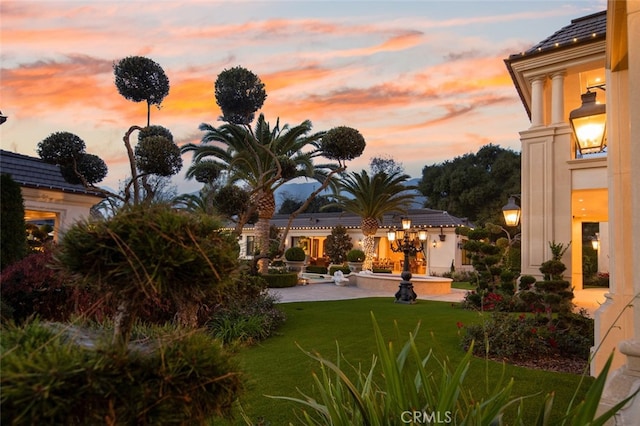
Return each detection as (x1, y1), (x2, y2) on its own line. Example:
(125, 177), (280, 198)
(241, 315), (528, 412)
(550, 71), (566, 125)
(530, 76), (546, 128)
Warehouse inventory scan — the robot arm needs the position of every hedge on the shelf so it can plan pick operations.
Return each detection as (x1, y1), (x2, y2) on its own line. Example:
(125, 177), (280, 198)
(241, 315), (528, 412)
(261, 273), (299, 288)
(329, 265), (352, 275)
(305, 265), (328, 274)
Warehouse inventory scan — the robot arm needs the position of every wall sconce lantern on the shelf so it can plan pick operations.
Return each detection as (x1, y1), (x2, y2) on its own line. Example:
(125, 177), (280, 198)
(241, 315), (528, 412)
(591, 233), (600, 250)
(502, 196), (521, 227)
(569, 87), (606, 155)
(432, 240), (437, 248)
(439, 227), (446, 241)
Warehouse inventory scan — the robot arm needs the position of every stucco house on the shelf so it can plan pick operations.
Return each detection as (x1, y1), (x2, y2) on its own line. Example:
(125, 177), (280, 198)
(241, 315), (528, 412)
(505, 1), (638, 421)
(239, 208), (474, 275)
(0, 149), (104, 241)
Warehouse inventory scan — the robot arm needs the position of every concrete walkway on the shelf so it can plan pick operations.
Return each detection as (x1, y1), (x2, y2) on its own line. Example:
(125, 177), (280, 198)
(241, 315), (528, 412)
(268, 283), (608, 317)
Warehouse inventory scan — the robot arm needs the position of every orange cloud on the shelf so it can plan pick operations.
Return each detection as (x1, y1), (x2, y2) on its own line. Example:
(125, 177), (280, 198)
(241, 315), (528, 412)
(262, 65), (337, 92)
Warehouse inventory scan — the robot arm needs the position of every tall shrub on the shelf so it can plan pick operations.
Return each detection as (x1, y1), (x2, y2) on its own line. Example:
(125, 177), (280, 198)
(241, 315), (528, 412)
(0, 174), (27, 270)
(324, 225), (353, 264)
(53, 203), (239, 345)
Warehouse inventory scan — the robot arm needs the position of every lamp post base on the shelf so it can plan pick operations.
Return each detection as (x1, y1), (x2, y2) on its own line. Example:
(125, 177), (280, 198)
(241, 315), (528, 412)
(395, 276), (417, 304)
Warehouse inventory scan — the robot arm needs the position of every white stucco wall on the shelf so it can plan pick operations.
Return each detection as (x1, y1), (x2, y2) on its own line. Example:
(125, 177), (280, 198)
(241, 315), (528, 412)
(21, 187), (103, 241)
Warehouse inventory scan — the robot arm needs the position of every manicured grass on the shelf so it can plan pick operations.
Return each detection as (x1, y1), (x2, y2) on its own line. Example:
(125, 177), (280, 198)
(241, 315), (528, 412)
(452, 281), (475, 290)
(223, 298), (592, 425)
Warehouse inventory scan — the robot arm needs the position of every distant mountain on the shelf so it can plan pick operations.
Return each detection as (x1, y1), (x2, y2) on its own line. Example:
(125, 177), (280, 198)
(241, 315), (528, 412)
(274, 177), (426, 209)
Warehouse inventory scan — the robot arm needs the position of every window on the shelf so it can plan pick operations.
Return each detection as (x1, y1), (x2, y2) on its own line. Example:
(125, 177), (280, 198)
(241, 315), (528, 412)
(246, 236), (255, 257)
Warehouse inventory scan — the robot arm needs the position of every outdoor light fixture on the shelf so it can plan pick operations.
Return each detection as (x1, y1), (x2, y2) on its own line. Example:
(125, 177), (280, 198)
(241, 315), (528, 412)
(432, 240), (437, 248)
(0, 111), (7, 125)
(570, 85), (607, 155)
(591, 233), (600, 250)
(502, 195), (521, 227)
(387, 217), (427, 304)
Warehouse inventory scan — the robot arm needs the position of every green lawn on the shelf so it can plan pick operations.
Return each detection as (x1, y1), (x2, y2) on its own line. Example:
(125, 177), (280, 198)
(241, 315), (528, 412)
(221, 298), (592, 425)
(452, 281), (476, 290)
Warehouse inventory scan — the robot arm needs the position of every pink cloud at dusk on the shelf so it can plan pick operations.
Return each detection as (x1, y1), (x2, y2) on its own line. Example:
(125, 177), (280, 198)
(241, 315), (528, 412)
(0, 0), (607, 195)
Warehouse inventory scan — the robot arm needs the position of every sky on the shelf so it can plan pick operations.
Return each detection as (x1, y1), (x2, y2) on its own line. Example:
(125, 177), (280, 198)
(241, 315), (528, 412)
(0, 0), (606, 195)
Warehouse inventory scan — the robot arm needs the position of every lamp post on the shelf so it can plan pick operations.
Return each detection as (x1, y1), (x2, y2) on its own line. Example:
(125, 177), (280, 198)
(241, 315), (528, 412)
(387, 217), (427, 304)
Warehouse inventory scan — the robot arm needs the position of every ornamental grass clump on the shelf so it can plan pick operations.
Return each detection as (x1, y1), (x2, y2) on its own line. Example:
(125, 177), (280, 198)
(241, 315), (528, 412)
(266, 313), (632, 426)
(1, 320), (242, 425)
(207, 273), (286, 345)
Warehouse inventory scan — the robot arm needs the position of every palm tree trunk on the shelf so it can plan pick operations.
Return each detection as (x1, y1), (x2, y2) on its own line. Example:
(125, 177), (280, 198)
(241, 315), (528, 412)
(362, 234), (375, 271)
(253, 190), (275, 274)
(255, 215), (271, 274)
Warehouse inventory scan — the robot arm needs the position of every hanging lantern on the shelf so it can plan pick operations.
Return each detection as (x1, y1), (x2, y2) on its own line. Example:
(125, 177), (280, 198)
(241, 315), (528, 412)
(502, 196), (521, 227)
(570, 91), (606, 155)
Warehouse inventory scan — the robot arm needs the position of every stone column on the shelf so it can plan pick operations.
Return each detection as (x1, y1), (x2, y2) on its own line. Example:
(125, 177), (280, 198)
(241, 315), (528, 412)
(595, 1), (640, 424)
(530, 76), (546, 128)
(550, 71), (566, 125)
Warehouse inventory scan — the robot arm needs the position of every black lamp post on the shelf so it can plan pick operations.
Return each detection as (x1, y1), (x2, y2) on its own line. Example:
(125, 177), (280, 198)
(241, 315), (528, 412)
(387, 217), (427, 304)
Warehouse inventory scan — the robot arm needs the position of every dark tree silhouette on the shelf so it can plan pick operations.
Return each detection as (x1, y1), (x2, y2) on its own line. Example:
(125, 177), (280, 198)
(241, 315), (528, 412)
(37, 132), (108, 186)
(114, 56), (170, 126)
(418, 144), (520, 226)
(214, 66), (266, 125)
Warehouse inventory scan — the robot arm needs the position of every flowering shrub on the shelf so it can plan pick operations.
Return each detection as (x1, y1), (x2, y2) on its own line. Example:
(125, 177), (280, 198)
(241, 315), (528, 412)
(461, 289), (523, 312)
(460, 310), (593, 361)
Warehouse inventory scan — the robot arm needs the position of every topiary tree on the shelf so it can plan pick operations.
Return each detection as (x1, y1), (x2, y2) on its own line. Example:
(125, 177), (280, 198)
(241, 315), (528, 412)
(184, 66), (367, 274)
(0, 174), (27, 270)
(284, 246), (306, 262)
(135, 125), (182, 176)
(114, 56), (170, 126)
(53, 203), (240, 345)
(321, 126), (366, 167)
(37, 56), (179, 206)
(214, 66), (266, 125)
(37, 132), (108, 186)
(324, 225), (353, 265)
(347, 249), (365, 263)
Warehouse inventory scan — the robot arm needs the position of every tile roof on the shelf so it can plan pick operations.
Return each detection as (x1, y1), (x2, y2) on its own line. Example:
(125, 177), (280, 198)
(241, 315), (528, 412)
(243, 208), (473, 231)
(0, 149), (104, 197)
(508, 11), (606, 60)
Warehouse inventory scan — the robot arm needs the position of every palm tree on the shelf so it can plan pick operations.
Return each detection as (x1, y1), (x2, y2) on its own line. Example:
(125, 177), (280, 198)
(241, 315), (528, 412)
(182, 114), (325, 273)
(332, 170), (416, 271)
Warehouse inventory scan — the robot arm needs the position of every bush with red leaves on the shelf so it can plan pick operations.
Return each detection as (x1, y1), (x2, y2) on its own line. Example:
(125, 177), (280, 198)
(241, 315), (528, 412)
(0, 249), (108, 323)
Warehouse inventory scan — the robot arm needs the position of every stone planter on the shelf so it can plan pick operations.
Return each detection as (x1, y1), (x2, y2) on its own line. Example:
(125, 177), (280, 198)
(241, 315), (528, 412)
(285, 260), (306, 272)
(347, 262), (363, 272)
